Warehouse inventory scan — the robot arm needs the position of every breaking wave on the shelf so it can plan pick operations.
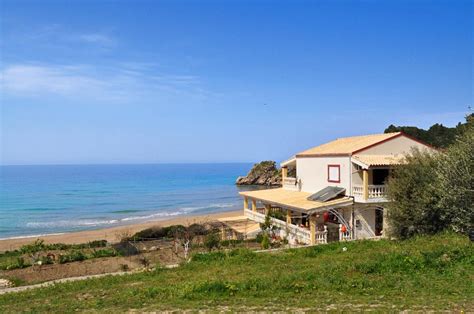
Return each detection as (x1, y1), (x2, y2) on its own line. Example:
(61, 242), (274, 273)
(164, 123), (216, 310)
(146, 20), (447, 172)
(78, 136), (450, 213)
(24, 203), (236, 229)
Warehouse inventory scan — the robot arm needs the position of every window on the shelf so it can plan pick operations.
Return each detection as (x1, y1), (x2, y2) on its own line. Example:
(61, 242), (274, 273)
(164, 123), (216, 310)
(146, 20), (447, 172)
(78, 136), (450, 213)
(327, 165), (340, 183)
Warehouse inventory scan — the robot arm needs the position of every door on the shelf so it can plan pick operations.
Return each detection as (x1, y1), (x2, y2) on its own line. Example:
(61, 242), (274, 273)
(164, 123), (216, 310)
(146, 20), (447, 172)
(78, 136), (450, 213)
(372, 169), (389, 185)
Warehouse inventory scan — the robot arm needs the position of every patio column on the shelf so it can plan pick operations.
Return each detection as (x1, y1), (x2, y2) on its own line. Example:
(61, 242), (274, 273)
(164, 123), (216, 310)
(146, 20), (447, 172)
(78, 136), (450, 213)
(286, 209), (292, 224)
(251, 199), (257, 212)
(309, 214), (317, 245)
(282, 167), (288, 182)
(363, 169), (369, 201)
(243, 197), (249, 211)
(382, 207), (389, 238)
(264, 203), (271, 215)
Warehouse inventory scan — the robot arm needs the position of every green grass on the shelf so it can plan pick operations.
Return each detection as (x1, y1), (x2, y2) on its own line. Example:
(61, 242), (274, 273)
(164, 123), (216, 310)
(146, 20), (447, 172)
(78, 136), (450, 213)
(0, 233), (472, 312)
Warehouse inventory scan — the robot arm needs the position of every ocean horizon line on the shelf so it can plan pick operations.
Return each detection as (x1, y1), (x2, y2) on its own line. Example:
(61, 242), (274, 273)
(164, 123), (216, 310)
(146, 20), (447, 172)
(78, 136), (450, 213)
(0, 161), (256, 167)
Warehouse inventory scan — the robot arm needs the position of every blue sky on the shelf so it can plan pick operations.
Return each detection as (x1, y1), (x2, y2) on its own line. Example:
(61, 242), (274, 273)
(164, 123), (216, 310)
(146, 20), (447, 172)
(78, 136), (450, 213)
(1, 0), (472, 165)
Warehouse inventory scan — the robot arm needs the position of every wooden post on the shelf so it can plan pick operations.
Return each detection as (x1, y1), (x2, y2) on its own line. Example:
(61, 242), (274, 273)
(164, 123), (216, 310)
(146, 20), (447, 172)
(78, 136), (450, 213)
(264, 203), (271, 215)
(282, 167), (288, 182)
(243, 197), (249, 210)
(252, 199), (257, 212)
(309, 215), (316, 245)
(286, 209), (292, 224)
(363, 169), (369, 201)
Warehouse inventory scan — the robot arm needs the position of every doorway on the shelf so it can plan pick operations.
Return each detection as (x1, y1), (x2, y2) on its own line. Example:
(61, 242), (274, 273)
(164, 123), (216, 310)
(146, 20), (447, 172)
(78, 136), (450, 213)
(372, 169), (389, 185)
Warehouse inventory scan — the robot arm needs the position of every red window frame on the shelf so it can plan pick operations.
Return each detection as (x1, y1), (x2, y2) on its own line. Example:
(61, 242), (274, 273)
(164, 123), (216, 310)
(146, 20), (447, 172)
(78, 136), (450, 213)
(327, 164), (341, 183)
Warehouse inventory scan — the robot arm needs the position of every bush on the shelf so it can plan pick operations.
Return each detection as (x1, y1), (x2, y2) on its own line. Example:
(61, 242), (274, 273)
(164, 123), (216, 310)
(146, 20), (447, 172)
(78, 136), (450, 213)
(20, 239), (46, 254)
(188, 223), (208, 236)
(133, 224), (206, 240)
(91, 248), (117, 258)
(4, 257), (31, 270)
(387, 116), (473, 239)
(39, 255), (54, 265)
(386, 149), (442, 239)
(133, 227), (168, 240)
(261, 233), (270, 249)
(204, 232), (221, 251)
(59, 251), (87, 264)
(436, 117), (474, 234)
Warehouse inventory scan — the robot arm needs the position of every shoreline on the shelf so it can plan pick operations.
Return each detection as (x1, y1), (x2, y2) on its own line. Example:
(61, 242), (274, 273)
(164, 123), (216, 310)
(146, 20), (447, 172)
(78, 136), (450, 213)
(0, 210), (243, 252)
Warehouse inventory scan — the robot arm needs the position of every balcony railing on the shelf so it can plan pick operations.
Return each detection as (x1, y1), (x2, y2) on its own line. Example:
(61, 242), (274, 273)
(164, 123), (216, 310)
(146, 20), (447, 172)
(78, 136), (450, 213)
(283, 177), (298, 190)
(244, 209), (310, 244)
(352, 184), (387, 201)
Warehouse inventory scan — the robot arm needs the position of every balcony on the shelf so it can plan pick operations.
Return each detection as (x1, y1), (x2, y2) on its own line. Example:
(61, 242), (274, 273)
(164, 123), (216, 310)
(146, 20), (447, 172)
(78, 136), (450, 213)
(352, 184), (387, 202)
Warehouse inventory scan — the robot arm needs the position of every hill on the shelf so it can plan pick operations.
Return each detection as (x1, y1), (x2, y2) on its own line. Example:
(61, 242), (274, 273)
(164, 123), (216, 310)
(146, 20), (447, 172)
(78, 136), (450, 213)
(0, 233), (471, 312)
(384, 114), (472, 148)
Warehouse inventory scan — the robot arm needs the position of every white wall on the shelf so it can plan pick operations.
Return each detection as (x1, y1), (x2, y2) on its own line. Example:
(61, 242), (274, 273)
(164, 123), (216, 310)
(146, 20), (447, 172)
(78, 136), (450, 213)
(296, 156), (351, 193)
(354, 208), (376, 239)
(357, 135), (434, 155)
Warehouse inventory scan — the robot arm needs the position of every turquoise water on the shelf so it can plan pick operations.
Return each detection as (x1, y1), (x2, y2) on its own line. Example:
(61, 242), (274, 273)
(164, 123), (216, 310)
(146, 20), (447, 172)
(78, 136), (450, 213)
(0, 163), (256, 239)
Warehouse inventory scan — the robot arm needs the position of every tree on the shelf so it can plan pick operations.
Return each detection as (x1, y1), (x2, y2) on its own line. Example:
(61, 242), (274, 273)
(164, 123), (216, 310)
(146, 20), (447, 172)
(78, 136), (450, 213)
(436, 117), (474, 233)
(171, 223), (196, 261)
(386, 149), (442, 239)
(259, 211), (279, 248)
(386, 115), (474, 238)
(384, 114), (473, 148)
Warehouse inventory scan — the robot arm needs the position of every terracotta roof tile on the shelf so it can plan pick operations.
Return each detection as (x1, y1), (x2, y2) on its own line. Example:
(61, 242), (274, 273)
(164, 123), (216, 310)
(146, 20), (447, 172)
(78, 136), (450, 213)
(296, 132), (401, 156)
(352, 154), (405, 167)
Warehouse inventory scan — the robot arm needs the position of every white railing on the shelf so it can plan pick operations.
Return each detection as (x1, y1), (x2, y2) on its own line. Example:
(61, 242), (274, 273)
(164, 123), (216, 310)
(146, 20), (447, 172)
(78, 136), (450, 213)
(244, 209), (311, 244)
(352, 185), (364, 198)
(315, 226), (328, 244)
(368, 185), (386, 198)
(339, 224), (352, 241)
(283, 177), (298, 190)
(352, 184), (387, 201)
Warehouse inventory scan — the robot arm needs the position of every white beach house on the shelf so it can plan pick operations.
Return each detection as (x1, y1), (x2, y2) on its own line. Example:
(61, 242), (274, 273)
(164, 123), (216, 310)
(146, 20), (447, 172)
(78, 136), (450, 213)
(239, 132), (436, 245)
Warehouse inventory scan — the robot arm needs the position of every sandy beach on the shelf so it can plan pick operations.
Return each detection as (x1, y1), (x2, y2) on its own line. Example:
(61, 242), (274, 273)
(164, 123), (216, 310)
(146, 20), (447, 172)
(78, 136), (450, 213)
(0, 210), (243, 252)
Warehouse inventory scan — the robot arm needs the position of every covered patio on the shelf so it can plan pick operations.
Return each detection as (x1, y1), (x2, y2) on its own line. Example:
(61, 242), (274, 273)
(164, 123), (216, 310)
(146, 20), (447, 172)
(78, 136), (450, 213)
(239, 188), (354, 245)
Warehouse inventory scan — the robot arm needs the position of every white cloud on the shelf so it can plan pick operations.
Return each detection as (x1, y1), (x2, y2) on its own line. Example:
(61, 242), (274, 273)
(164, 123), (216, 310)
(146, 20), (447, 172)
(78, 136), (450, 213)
(0, 63), (212, 103)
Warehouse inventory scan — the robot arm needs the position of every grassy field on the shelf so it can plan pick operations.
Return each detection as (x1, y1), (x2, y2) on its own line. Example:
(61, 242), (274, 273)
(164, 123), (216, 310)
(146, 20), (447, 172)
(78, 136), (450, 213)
(0, 233), (472, 312)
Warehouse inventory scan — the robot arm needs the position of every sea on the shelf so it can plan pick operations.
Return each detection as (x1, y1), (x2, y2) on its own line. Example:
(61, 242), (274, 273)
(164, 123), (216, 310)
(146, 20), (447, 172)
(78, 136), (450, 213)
(0, 163), (260, 239)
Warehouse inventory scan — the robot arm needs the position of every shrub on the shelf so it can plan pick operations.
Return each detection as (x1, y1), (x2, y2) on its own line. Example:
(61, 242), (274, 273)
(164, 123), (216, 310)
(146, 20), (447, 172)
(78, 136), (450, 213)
(20, 239), (46, 254)
(204, 232), (221, 251)
(4, 257), (31, 270)
(261, 233), (270, 249)
(386, 149), (442, 239)
(119, 264), (129, 272)
(188, 223), (208, 236)
(59, 251), (87, 264)
(133, 227), (167, 240)
(91, 248), (117, 258)
(39, 255), (54, 265)
(387, 116), (473, 239)
(138, 256), (151, 269)
(436, 117), (473, 234)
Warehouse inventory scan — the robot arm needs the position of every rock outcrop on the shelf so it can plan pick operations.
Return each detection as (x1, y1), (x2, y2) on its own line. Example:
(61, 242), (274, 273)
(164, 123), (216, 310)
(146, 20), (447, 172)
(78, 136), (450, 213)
(236, 161), (282, 186)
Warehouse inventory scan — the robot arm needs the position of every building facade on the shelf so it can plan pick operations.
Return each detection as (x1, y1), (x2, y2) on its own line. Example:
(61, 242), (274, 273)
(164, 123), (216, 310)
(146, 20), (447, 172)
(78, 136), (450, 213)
(239, 132), (436, 245)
